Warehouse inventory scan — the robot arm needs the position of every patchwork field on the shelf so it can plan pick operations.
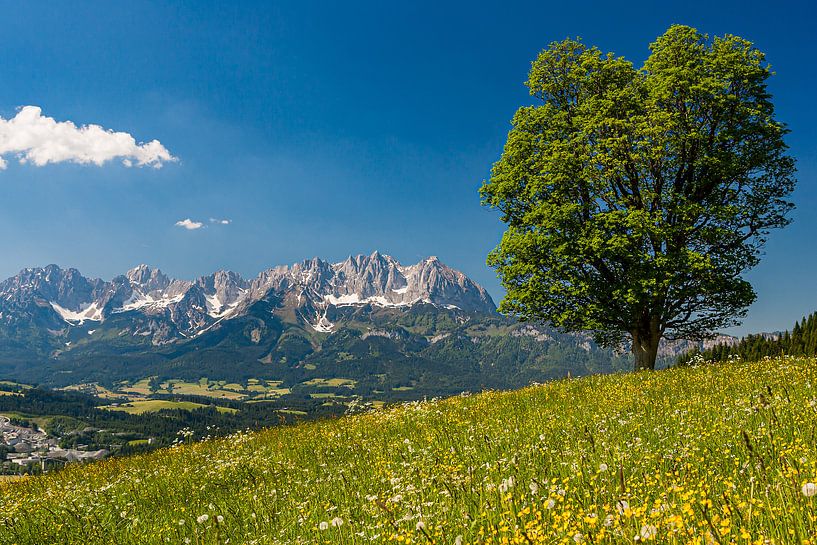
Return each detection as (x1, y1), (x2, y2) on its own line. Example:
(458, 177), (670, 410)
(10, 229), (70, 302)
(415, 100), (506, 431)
(112, 377), (295, 401)
(102, 399), (238, 415)
(1, 357), (816, 544)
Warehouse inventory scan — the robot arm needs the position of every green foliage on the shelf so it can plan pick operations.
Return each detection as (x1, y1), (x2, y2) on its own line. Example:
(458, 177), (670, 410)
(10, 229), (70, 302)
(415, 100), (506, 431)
(481, 25), (796, 370)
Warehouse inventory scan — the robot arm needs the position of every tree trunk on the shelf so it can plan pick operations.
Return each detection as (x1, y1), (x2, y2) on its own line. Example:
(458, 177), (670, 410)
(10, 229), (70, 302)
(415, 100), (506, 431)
(631, 329), (660, 371)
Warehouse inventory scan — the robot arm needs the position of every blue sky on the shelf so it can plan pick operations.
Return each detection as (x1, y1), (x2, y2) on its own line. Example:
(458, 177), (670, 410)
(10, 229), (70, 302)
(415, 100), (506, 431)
(0, 1), (814, 335)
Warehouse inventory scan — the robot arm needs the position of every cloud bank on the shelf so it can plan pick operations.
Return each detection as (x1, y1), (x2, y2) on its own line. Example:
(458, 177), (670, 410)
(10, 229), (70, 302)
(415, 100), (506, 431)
(0, 106), (176, 170)
(175, 219), (204, 230)
(210, 218), (231, 225)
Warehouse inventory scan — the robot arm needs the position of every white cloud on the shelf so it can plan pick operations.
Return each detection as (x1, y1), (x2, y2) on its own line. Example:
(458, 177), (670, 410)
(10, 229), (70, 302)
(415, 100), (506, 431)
(175, 218), (204, 230)
(0, 105), (176, 169)
(210, 218), (231, 225)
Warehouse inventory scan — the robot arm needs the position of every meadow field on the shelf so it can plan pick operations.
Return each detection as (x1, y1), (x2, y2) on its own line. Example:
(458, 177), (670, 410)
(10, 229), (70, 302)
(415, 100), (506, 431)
(0, 357), (815, 544)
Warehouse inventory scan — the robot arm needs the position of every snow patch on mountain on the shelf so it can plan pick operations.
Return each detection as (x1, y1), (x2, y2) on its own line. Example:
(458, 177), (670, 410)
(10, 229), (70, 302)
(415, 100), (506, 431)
(323, 293), (425, 308)
(324, 294), (364, 306)
(311, 315), (335, 333)
(117, 291), (186, 312)
(50, 301), (103, 324)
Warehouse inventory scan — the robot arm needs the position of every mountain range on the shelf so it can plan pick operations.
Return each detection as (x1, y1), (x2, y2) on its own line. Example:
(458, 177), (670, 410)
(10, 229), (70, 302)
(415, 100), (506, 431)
(0, 252), (494, 339)
(0, 253), (732, 395)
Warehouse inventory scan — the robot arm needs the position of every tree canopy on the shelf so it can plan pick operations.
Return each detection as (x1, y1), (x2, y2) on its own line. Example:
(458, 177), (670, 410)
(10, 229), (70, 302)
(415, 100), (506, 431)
(481, 25), (796, 370)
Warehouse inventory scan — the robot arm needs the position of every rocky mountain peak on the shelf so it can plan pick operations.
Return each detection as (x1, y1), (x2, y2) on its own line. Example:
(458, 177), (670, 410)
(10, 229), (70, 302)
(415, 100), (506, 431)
(195, 270), (249, 318)
(126, 265), (171, 292)
(0, 265), (105, 312)
(197, 270), (246, 291)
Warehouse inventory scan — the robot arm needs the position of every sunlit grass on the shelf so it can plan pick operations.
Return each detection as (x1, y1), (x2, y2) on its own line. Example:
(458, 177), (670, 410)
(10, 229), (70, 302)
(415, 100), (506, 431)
(101, 399), (237, 415)
(160, 379), (247, 400)
(302, 377), (358, 388)
(120, 377), (155, 396)
(1, 357), (816, 544)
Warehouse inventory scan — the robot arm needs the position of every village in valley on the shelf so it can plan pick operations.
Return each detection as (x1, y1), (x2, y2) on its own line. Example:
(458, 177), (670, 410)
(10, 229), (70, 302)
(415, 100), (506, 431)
(0, 415), (108, 473)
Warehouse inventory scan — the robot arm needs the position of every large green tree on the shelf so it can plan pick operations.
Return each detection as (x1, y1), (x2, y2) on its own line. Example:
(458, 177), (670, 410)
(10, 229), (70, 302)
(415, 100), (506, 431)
(481, 25), (796, 371)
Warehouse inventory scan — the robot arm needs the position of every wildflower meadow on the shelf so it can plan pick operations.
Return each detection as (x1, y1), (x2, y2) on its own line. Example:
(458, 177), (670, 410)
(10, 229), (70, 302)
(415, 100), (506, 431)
(1, 357), (816, 544)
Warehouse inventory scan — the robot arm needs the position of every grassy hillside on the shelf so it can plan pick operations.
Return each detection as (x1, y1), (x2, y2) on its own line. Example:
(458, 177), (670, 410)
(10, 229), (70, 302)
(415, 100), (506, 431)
(1, 358), (816, 544)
